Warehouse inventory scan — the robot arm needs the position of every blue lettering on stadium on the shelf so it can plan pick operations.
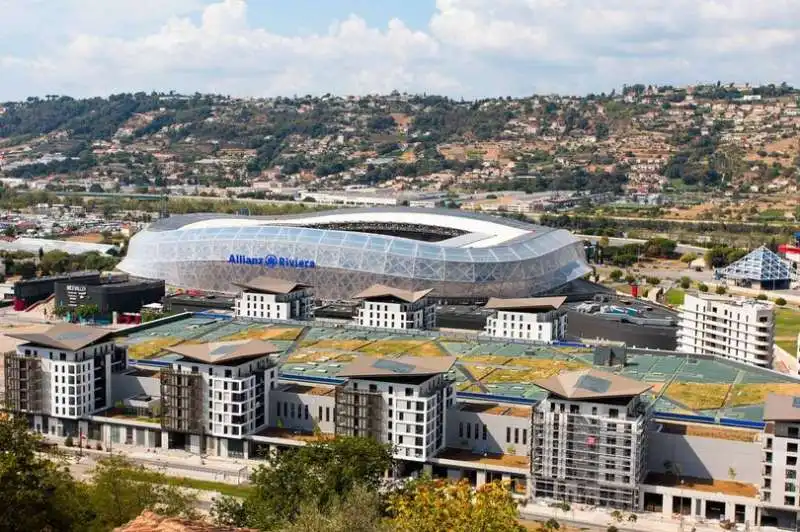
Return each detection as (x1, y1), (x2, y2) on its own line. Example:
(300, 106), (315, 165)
(228, 254), (316, 269)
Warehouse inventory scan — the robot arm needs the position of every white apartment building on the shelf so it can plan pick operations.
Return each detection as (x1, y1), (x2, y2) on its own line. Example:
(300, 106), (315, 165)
(4, 324), (122, 435)
(233, 276), (313, 320)
(353, 284), (436, 330)
(335, 355), (456, 461)
(761, 394), (800, 520)
(677, 294), (774, 368)
(531, 369), (652, 510)
(484, 296), (568, 343)
(160, 339), (279, 456)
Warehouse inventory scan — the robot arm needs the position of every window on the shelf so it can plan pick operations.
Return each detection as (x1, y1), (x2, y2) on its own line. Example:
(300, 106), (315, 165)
(482, 424), (487, 441)
(304, 405), (309, 420)
(506, 427), (511, 443)
(789, 443), (798, 453)
(514, 428), (519, 444)
(788, 456), (797, 467)
(522, 429), (527, 445)
(459, 423), (463, 438)
(785, 496), (795, 506)
(466, 424), (471, 439)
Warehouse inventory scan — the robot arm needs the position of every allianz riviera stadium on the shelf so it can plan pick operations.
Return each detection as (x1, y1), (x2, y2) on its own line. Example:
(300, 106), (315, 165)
(119, 208), (590, 301)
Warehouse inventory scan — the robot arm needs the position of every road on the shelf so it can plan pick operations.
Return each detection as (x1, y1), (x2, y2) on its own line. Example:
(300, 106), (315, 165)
(579, 235), (708, 255)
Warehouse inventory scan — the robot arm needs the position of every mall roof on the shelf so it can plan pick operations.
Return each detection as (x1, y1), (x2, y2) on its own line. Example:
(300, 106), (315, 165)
(484, 296), (567, 311)
(6, 323), (114, 351)
(763, 394), (800, 422)
(165, 339), (281, 365)
(534, 368), (652, 400)
(352, 284), (433, 303)
(339, 355), (457, 378)
(232, 276), (310, 295)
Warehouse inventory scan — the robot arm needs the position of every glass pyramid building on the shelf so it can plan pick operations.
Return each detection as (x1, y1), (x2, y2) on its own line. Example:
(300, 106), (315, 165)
(718, 246), (791, 289)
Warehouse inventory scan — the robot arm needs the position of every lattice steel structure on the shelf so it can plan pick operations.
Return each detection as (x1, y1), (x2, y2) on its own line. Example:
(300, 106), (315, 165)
(718, 246), (791, 290)
(120, 208), (590, 301)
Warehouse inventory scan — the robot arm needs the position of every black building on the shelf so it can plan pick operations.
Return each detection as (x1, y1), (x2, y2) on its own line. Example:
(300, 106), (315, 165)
(54, 278), (165, 318)
(13, 271), (101, 310)
(163, 293), (235, 314)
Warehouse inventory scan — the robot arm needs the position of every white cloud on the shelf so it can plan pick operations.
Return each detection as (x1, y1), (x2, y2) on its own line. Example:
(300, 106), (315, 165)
(1, 0), (799, 99)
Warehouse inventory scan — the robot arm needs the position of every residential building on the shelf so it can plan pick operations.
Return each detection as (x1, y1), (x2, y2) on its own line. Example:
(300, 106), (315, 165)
(233, 277), (313, 320)
(677, 294), (774, 368)
(334, 355), (456, 461)
(483, 296), (567, 343)
(531, 369), (652, 510)
(3, 323), (125, 436)
(353, 284), (436, 330)
(159, 339), (279, 456)
(760, 394), (800, 526)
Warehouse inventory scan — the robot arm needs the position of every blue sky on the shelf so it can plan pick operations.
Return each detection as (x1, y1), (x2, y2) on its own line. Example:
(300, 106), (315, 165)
(1, 0), (798, 100)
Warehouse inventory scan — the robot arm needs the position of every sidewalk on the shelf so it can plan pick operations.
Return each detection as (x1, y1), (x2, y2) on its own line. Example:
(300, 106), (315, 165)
(520, 502), (744, 532)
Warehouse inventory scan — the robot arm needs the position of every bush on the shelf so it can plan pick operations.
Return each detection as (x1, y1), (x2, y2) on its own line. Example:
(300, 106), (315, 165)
(698, 283), (709, 292)
(757, 294), (768, 301)
(95, 442), (103, 451)
(607, 527), (619, 532)
(64, 435), (74, 447)
(679, 276), (691, 289)
(775, 297), (787, 306)
(646, 276), (660, 286)
(624, 274), (636, 284)
(609, 269), (623, 281)
(715, 285), (727, 295)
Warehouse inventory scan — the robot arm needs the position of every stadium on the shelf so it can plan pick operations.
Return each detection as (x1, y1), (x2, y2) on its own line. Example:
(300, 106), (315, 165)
(118, 208), (590, 301)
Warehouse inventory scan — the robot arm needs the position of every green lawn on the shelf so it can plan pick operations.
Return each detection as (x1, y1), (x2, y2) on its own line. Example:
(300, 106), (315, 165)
(119, 468), (254, 498)
(775, 308), (800, 357)
(665, 288), (685, 306)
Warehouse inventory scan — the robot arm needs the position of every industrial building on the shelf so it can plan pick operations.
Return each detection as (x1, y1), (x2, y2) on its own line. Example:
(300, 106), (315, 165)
(118, 208), (590, 301)
(53, 277), (165, 321)
(677, 294), (774, 368)
(13, 270), (101, 310)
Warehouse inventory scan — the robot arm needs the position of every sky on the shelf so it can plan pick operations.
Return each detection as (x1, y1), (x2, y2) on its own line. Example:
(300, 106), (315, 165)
(1, 0), (799, 100)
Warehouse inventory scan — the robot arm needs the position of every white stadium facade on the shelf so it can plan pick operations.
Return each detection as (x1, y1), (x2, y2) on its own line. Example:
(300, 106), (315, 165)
(119, 208), (590, 301)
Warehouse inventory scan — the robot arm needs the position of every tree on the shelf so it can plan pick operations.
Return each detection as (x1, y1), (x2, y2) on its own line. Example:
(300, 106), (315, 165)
(609, 269), (623, 281)
(83, 456), (198, 531)
(0, 416), (89, 532)
(775, 297), (787, 306)
(680, 252), (698, 264)
(540, 518), (561, 531)
(281, 485), (388, 532)
(646, 276), (660, 286)
(698, 283), (709, 292)
(624, 274), (636, 284)
(715, 285), (727, 295)
(213, 436), (393, 530)
(388, 479), (524, 532)
(679, 276), (691, 289)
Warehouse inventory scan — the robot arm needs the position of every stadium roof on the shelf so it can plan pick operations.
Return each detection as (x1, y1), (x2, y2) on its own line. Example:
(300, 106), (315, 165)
(763, 394), (800, 421)
(718, 246), (791, 282)
(484, 296), (567, 311)
(165, 339), (280, 365)
(232, 276), (309, 295)
(146, 208), (545, 248)
(6, 323), (114, 351)
(534, 368), (652, 400)
(352, 284), (433, 303)
(339, 355), (457, 378)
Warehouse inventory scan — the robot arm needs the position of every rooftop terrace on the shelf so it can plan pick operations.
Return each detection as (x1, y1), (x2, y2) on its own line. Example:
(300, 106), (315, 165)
(118, 315), (800, 423)
(643, 472), (758, 499)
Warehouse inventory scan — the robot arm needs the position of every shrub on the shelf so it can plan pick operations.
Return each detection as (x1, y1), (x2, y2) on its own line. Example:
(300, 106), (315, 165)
(698, 283), (709, 292)
(715, 285), (727, 295)
(64, 435), (74, 447)
(609, 269), (623, 281)
(679, 276), (691, 289)
(607, 527), (619, 532)
(95, 442), (103, 451)
(757, 294), (768, 301)
(646, 276), (660, 286)
(624, 274), (636, 284)
(775, 297), (787, 306)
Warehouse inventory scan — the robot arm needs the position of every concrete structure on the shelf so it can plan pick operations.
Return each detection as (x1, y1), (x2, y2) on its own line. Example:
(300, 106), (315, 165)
(335, 355), (456, 461)
(233, 276), (312, 320)
(760, 394), (800, 528)
(159, 340), (279, 456)
(353, 284), (436, 330)
(531, 369), (652, 510)
(483, 296), (567, 343)
(677, 294), (774, 368)
(119, 208), (590, 301)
